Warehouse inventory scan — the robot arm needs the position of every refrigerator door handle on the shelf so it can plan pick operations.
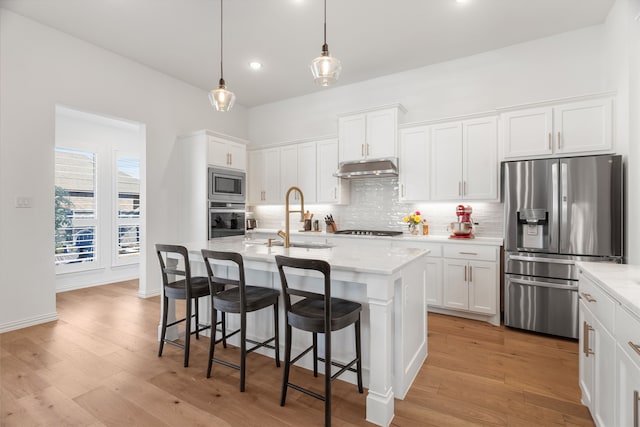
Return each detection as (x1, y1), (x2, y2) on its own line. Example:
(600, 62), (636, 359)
(508, 255), (575, 265)
(551, 161), (559, 252)
(509, 277), (578, 290)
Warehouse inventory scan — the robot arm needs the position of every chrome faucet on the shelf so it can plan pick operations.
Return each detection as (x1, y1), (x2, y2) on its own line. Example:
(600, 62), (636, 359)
(278, 186), (304, 248)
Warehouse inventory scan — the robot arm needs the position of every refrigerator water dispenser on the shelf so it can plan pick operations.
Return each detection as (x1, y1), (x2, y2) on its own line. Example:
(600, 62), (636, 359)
(517, 209), (548, 249)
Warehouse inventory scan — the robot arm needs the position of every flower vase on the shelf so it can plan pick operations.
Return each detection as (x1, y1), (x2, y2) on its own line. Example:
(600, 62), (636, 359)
(409, 224), (418, 235)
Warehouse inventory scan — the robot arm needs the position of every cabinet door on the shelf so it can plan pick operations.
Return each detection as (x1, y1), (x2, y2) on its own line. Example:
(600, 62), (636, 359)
(366, 108), (397, 159)
(317, 139), (348, 204)
(502, 107), (553, 158)
(431, 122), (463, 200)
(442, 259), (468, 310)
(208, 137), (231, 167)
(425, 258), (443, 308)
(617, 345), (640, 427)
(579, 301), (595, 410)
(262, 148), (281, 204)
(467, 261), (496, 315)
(298, 142), (317, 203)
(248, 150), (264, 204)
(227, 141), (246, 170)
(280, 145), (299, 199)
(593, 317), (616, 427)
(463, 117), (498, 200)
(339, 114), (366, 162)
(554, 98), (612, 155)
(399, 126), (430, 201)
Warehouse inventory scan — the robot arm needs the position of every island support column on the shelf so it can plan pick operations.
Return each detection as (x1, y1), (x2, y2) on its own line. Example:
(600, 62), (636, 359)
(365, 274), (396, 426)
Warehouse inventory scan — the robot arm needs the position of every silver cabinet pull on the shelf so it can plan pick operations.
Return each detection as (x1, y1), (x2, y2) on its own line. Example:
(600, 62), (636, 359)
(361, 144), (364, 157)
(333, 187), (337, 200)
(630, 341), (640, 358)
(458, 182), (462, 196)
(469, 265), (473, 282)
(464, 265), (467, 281)
(548, 133), (552, 150)
(634, 390), (639, 427)
(580, 292), (597, 303)
(401, 184), (405, 198)
(557, 132), (561, 150)
(583, 321), (594, 357)
(464, 181), (467, 196)
(229, 152), (232, 165)
(459, 251), (478, 255)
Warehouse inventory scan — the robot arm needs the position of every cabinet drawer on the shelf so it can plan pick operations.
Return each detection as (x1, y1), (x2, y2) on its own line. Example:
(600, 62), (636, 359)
(443, 244), (497, 262)
(578, 273), (616, 333)
(616, 304), (640, 366)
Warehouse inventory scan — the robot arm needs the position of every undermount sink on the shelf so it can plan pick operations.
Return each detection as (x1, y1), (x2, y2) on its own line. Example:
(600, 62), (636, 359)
(269, 241), (334, 249)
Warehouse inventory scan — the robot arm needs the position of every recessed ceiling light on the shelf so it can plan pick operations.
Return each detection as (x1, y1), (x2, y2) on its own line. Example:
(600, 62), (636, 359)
(248, 61), (262, 70)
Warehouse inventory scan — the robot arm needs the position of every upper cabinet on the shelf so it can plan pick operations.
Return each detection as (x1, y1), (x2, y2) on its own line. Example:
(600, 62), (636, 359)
(248, 148), (281, 205)
(501, 96), (613, 160)
(280, 142), (317, 203)
(338, 105), (406, 162)
(399, 126), (430, 202)
(208, 135), (247, 170)
(317, 139), (349, 204)
(430, 116), (498, 201)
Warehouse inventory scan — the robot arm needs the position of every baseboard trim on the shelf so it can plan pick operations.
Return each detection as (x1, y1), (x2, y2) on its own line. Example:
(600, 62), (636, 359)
(0, 312), (58, 333)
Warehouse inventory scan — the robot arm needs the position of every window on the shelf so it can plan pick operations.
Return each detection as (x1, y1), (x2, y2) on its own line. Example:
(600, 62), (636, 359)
(115, 156), (140, 262)
(54, 148), (98, 267)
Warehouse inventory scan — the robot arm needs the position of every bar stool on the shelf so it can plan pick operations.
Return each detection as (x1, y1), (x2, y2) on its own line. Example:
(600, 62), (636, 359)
(275, 255), (363, 427)
(201, 249), (281, 392)
(156, 244), (224, 368)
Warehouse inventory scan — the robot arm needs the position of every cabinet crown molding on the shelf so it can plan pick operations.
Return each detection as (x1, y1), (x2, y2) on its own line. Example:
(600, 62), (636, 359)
(337, 103), (407, 117)
(177, 129), (249, 145)
(495, 91), (616, 113)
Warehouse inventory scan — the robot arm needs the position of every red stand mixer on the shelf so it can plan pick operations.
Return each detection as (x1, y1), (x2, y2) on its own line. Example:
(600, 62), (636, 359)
(449, 204), (474, 239)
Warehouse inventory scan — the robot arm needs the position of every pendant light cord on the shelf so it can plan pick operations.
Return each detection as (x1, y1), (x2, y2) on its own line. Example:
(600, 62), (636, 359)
(220, 0), (224, 82)
(323, 0), (328, 51)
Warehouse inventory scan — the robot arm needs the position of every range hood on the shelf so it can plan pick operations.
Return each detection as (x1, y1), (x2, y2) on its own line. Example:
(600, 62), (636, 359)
(334, 158), (399, 178)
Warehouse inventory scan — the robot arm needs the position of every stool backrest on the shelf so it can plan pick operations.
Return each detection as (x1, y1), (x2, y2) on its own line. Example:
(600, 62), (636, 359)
(156, 244), (194, 298)
(275, 255), (331, 328)
(201, 250), (246, 301)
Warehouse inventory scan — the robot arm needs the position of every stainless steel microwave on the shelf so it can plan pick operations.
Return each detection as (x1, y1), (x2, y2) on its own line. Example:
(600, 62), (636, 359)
(208, 167), (246, 203)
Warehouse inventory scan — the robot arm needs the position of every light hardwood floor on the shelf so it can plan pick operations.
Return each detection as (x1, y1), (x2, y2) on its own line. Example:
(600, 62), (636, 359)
(1, 280), (594, 426)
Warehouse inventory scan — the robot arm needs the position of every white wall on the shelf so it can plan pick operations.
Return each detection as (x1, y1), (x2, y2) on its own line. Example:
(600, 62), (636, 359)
(249, 25), (607, 145)
(604, 0), (640, 263)
(0, 9), (249, 332)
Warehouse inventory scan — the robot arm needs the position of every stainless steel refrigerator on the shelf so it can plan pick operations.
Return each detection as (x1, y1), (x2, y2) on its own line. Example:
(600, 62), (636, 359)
(502, 155), (623, 339)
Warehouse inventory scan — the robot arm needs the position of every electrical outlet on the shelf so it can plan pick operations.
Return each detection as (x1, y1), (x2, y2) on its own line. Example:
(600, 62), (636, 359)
(15, 197), (32, 208)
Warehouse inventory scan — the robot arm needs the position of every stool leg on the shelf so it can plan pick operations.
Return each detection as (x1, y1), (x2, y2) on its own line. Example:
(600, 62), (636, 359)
(273, 300), (280, 367)
(280, 324), (292, 406)
(355, 318), (363, 393)
(194, 297), (200, 340)
(313, 332), (318, 377)
(240, 310), (247, 392)
(221, 312), (227, 349)
(325, 328), (331, 427)
(184, 299), (192, 368)
(207, 308), (217, 378)
(158, 295), (169, 357)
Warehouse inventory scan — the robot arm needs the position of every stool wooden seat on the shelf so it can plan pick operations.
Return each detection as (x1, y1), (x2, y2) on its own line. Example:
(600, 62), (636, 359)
(202, 249), (280, 392)
(275, 255), (363, 427)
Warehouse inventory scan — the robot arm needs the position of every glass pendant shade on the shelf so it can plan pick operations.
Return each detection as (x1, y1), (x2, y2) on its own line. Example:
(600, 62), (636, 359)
(310, 47), (342, 86)
(209, 79), (236, 112)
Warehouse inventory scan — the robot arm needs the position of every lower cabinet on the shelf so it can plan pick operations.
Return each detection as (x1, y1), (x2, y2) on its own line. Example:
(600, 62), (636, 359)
(424, 257), (443, 307)
(442, 259), (497, 315)
(615, 304), (640, 427)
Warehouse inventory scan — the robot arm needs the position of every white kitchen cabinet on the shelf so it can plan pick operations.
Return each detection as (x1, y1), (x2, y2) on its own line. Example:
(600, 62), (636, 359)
(425, 258), (443, 307)
(248, 148), (280, 204)
(317, 139), (349, 204)
(615, 304), (640, 427)
(279, 142), (317, 203)
(398, 126), (430, 201)
(431, 116), (498, 201)
(502, 97), (613, 159)
(208, 136), (247, 170)
(442, 259), (497, 315)
(338, 105), (405, 163)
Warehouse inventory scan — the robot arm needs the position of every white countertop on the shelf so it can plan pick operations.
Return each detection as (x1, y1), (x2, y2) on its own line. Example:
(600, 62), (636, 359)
(248, 228), (503, 246)
(182, 236), (429, 275)
(577, 262), (640, 319)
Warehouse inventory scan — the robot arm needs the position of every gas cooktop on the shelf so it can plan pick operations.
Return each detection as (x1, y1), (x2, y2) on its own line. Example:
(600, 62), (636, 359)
(334, 229), (403, 237)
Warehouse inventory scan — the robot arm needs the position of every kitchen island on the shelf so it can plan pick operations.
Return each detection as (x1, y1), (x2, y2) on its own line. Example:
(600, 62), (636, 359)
(172, 236), (429, 426)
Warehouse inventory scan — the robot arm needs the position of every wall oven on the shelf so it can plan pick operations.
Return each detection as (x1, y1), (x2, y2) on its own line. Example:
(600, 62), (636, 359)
(209, 202), (245, 239)
(208, 167), (246, 204)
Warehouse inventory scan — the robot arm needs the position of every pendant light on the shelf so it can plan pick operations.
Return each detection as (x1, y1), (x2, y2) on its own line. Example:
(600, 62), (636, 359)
(208, 0), (236, 111)
(310, 0), (341, 86)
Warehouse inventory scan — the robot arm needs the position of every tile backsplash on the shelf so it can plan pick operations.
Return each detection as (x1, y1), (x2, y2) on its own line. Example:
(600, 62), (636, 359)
(249, 178), (504, 238)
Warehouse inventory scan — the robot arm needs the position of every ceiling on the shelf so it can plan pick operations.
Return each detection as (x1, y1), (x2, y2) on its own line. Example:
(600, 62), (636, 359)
(0, 0), (615, 108)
